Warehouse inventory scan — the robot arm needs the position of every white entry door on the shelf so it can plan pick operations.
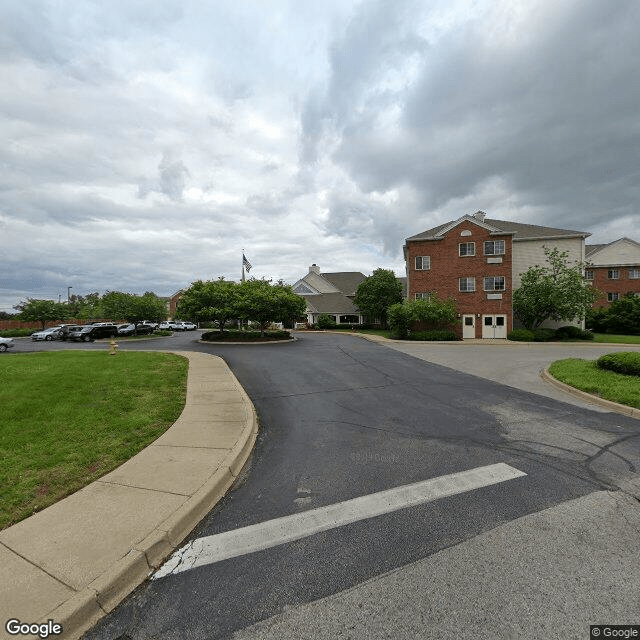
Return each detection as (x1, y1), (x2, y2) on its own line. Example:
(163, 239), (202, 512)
(482, 314), (507, 339)
(462, 315), (476, 339)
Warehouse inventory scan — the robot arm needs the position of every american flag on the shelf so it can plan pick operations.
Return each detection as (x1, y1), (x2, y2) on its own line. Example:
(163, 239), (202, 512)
(243, 254), (252, 272)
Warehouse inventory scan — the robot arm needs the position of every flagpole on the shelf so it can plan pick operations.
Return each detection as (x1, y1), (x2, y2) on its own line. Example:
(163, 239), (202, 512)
(241, 250), (245, 283)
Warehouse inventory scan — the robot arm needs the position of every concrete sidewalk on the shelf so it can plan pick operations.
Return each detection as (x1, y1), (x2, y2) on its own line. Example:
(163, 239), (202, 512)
(0, 351), (258, 640)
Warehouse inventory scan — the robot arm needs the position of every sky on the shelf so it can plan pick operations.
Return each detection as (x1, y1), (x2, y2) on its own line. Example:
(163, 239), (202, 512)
(1, 0), (639, 311)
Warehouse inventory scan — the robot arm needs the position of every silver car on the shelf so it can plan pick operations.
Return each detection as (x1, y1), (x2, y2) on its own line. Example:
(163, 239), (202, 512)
(31, 327), (63, 341)
(0, 336), (15, 352)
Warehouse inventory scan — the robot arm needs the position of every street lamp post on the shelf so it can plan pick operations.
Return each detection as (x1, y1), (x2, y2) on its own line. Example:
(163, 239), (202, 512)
(67, 286), (72, 304)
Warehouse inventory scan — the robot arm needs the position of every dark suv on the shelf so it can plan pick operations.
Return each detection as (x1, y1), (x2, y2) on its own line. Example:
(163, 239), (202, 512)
(69, 324), (119, 342)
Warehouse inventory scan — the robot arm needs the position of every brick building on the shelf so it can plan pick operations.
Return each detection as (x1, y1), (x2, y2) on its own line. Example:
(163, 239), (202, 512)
(404, 211), (590, 339)
(585, 238), (640, 308)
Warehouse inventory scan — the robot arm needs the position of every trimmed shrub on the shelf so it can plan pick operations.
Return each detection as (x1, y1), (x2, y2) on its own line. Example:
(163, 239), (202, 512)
(153, 330), (173, 337)
(596, 352), (640, 376)
(0, 328), (35, 338)
(553, 326), (595, 341)
(508, 329), (535, 341)
(409, 330), (458, 341)
(533, 327), (557, 342)
(316, 314), (337, 330)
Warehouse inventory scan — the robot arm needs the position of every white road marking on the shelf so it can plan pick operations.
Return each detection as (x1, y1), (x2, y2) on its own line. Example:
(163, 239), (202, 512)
(152, 463), (526, 579)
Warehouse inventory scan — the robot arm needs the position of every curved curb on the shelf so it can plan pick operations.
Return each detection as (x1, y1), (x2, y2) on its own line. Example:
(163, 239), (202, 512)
(0, 351), (258, 640)
(198, 337), (296, 345)
(540, 367), (640, 419)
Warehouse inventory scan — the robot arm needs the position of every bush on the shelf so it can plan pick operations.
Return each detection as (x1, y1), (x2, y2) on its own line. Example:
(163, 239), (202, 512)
(533, 327), (557, 342)
(201, 329), (291, 342)
(408, 330), (458, 341)
(316, 314), (337, 330)
(554, 325), (594, 341)
(596, 352), (640, 376)
(508, 329), (535, 341)
(0, 328), (35, 338)
(153, 330), (173, 336)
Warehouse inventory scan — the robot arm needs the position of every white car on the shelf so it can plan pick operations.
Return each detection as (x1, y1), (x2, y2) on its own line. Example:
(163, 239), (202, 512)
(31, 327), (63, 341)
(0, 336), (15, 352)
(181, 322), (197, 330)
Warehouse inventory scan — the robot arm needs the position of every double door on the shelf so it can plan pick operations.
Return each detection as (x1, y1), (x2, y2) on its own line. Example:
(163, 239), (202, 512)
(482, 314), (507, 339)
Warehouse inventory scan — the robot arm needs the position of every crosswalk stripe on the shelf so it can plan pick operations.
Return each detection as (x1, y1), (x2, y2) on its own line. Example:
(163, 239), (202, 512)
(152, 462), (526, 579)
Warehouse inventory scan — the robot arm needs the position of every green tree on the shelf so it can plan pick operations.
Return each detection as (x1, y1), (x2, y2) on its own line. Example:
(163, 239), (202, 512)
(388, 296), (457, 338)
(101, 291), (167, 333)
(601, 293), (640, 335)
(513, 247), (601, 330)
(69, 292), (103, 320)
(14, 299), (69, 329)
(176, 279), (240, 333)
(238, 279), (306, 336)
(353, 268), (404, 328)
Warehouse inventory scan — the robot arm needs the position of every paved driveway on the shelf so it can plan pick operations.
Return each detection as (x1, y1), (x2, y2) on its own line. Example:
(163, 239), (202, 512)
(368, 337), (640, 410)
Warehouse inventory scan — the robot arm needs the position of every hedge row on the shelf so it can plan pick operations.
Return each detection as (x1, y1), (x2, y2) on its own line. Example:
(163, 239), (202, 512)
(508, 326), (594, 342)
(596, 352), (640, 376)
(201, 329), (291, 342)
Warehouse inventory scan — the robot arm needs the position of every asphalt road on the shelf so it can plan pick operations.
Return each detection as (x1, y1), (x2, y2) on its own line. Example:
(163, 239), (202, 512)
(8, 332), (640, 638)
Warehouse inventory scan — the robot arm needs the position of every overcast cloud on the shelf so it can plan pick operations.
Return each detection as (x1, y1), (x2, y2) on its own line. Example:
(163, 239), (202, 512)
(1, 0), (639, 311)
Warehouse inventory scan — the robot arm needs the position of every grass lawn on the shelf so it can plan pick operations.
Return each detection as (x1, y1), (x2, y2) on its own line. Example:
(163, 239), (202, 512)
(593, 333), (640, 344)
(548, 358), (640, 409)
(0, 351), (188, 530)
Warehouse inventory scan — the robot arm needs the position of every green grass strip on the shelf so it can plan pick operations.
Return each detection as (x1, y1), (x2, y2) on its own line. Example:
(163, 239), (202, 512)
(593, 333), (640, 344)
(0, 351), (188, 529)
(548, 358), (640, 409)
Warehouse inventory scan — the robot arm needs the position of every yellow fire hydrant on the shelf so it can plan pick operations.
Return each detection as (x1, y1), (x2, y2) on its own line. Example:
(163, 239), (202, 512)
(108, 339), (118, 355)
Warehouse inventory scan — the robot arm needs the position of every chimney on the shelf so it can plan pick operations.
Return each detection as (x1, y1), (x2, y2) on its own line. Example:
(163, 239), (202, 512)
(473, 211), (486, 222)
(309, 264), (320, 275)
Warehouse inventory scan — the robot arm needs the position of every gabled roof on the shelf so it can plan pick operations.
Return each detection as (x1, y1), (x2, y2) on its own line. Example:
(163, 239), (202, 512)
(586, 237), (640, 258)
(302, 292), (360, 314)
(406, 214), (590, 243)
(321, 272), (366, 296)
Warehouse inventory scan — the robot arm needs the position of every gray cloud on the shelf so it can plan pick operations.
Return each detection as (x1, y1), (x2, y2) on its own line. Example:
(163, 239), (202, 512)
(1, 0), (639, 312)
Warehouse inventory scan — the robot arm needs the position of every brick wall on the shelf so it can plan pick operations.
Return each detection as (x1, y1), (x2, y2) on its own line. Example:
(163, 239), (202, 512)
(406, 222), (513, 338)
(590, 266), (640, 308)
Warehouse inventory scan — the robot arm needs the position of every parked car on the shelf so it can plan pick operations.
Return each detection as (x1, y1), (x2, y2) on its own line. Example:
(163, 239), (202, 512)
(31, 327), (63, 341)
(181, 322), (197, 330)
(117, 323), (154, 336)
(59, 325), (84, 341)
(0, 336), (14, 352)
(69, 324), (119, 342)
(158, 321), (179, 331)
(139, 320), (158, 330)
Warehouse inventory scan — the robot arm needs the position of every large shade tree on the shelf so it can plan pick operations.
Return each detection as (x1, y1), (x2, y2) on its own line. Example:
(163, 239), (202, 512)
(513, 247), (601, 330)
(14, 299), (69, 329)
(354, 268), (404, 328)
(176, 279), (240, 333)
(238, 279), (306, 335)
(101, 291), (167, 332)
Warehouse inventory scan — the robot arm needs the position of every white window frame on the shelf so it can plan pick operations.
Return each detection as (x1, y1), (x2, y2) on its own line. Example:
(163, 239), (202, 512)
(459, 277), (475, 292)
(629, 267), (640, 279)
(415, 292), (431, 300)
(483, 240), (505, 256)
(415, 256), (431, 270)
(484, 276), (506, 291)
(608, 269), (620, 280)
(584, 270), (594, 280)
(459, 242), (475, 257)
(608, 292), (620, 302)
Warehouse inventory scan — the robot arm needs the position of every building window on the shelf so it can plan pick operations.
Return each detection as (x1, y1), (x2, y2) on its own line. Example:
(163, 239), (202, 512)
(483, 240), (505, 256)
(415, 256), (430, 270)
(629, 268), (640, 279)
(484, 276), (506, 291)
(608, 292), (620, 302)
(459, 277), (475, 292)
(584, 270), (594, 280)
(415, 292), (431, 300)
(608, 269), (619, 279)
(459, 242), (475, 257)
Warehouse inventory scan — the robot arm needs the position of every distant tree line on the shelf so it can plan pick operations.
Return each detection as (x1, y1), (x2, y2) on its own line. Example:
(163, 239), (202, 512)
(14, 291), (167, 329)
